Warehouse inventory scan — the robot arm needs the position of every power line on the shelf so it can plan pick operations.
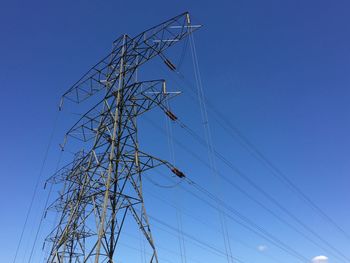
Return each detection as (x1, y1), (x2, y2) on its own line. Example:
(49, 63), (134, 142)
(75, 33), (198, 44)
(203, 95), (350, 243)
(164, 98), (188, 263)
(163, 32), (350, 244)
(27, 150), (64, 263)
(147, 175), (308, 262)
(183, 177), (310, 263)
(12, 110), (60, 263)
(143, 185), (284, 263)
(177, 119), (350, 262)
(189, 31), (234, 263)
(143, 115), (348, 262)
(148, 214), (250, 263)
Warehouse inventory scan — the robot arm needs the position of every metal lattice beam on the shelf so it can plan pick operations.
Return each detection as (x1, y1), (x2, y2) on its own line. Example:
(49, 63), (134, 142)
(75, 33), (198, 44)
(45, 12), (201, 263)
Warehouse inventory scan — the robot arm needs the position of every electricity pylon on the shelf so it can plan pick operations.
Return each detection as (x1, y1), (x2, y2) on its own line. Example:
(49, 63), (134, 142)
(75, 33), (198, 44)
(44, 12), (201, 263)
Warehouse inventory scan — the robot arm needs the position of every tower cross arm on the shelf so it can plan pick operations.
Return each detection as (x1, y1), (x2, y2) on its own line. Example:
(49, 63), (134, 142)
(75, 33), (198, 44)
(135, 150), (186, 179)
(60, 12), (201, 106)
(63, 79), (180, 143)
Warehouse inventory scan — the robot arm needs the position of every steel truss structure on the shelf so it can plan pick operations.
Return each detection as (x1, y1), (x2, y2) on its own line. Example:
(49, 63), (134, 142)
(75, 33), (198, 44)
(44, 12), (201, 263)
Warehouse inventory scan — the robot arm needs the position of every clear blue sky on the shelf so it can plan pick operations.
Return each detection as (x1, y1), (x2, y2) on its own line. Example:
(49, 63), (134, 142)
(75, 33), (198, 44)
(1, 0), (349, 263)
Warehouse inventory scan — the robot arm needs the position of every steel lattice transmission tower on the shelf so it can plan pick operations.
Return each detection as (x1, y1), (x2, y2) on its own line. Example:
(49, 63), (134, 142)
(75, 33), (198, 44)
(44, 12), (201, 263)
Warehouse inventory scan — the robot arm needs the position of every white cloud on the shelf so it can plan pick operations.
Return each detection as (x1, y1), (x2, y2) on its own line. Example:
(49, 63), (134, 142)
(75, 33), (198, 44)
(312, 255), (328, 263)
(257, 245), (268, 252)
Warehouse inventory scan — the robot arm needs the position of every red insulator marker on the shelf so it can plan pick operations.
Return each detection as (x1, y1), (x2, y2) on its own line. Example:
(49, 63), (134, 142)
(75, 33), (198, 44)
(165, 110), (178, 121)
(171, 168), (186, 178)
